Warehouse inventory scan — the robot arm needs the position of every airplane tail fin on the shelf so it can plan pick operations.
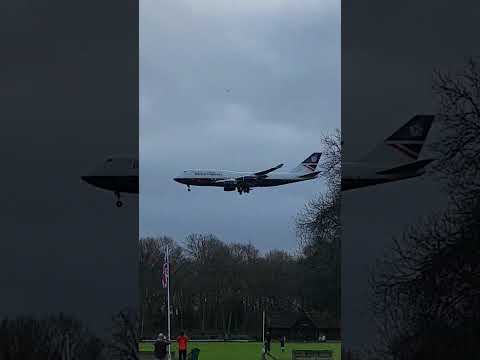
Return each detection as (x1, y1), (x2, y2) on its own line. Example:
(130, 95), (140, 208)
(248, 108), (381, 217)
(360, 115), (434, 165)
(290, 152), (322, 174)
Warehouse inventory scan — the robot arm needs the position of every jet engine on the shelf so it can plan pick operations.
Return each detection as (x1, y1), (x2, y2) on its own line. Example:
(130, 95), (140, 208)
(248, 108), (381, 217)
(238, 176), (256, 183)
(223, 180), (237, 191)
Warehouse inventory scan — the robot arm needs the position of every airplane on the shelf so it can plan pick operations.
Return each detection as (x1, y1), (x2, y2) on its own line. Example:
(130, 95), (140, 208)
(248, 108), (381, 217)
(81, 155), (138, 207)
(342, 114), (435, 191)
(173, 153), (322, 194)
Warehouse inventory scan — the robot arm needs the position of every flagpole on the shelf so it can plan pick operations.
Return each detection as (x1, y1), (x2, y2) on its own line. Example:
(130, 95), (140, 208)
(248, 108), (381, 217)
(262, 310), (265, 354)
(167, 245), (172, 360)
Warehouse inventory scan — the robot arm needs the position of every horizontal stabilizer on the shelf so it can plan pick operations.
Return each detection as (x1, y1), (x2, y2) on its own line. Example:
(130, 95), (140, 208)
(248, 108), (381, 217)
(254, 163), (283, 176)
(376, 158), (434, 176)
(298, 171), (320, 179)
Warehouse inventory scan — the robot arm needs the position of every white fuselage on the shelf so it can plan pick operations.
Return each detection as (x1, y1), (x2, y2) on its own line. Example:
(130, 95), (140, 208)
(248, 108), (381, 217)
(174, 169), (315, 189)
(174, 152), (321, 193)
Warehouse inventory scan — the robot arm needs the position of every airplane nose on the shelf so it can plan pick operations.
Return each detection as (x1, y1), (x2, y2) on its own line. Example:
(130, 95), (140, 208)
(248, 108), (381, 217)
(81, 175), (94, 185)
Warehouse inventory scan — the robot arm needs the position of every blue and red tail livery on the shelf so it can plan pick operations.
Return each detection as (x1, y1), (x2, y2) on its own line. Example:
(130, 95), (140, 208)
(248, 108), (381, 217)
(385, 115), (434, 160)
(291, 152), (322, 174)
(342, 114), (436, 191)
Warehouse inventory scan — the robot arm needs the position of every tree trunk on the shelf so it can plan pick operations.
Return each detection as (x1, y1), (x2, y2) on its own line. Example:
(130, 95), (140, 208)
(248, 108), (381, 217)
(201, 295), (206, 333)
(227, 311), (232, 334)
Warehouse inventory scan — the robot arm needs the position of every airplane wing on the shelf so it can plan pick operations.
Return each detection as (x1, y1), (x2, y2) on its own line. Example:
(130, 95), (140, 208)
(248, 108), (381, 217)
(376, 158), (434, 175)
(254, 163), (284, 177)
(214, 178), (236, 184)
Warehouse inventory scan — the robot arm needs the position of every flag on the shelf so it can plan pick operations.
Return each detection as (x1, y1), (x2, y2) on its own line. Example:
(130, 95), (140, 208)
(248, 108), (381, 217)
(162, 251), (169, 289)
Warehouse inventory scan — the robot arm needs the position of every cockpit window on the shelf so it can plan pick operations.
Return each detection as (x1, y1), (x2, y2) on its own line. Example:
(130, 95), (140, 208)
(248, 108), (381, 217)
(104, 158), (113, 168)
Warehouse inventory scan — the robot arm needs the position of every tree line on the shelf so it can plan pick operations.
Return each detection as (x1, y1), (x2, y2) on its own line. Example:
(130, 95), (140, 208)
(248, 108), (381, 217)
(0, 308), (140, 360)
(139, 232), (339, 339)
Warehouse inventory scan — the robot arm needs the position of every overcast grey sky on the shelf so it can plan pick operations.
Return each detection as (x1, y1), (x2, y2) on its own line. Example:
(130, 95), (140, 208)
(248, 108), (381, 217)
(140, 0), (340, 252)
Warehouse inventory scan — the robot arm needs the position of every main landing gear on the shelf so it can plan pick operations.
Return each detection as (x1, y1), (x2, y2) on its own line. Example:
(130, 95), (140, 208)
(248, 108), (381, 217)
(237, 185), (250, 194)
(187, 185), (191, 192)
(115, 191), (123, 207)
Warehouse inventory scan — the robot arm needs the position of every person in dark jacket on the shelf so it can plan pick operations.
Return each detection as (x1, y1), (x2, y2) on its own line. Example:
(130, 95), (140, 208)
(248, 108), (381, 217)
(154, 333), (170, 360)
(280, 335), (286, 352)
(265, 331), (272, 354)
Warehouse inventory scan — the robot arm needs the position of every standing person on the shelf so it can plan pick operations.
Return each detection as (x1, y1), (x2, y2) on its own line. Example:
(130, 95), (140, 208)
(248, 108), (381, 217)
(154, 333), (170, 360)
(265, 331), (272, 354)
(176, 331), (189, 360)
(280, 335), (286, 352)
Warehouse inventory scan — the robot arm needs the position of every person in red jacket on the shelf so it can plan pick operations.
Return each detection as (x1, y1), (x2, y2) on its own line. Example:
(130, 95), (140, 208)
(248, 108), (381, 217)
(176, 331), (189, 360)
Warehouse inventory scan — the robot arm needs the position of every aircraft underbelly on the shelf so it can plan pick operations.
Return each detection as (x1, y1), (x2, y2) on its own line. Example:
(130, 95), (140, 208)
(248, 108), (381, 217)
(255, 179), (298, 187)
(192, 178), (224, 186)
(180, 177), (302, 188)
(85, 175), (138, 193)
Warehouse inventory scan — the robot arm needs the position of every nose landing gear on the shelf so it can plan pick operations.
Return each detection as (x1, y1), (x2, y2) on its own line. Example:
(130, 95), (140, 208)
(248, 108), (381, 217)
(115, 191), (123, 207)
(187, 185), (191, 192)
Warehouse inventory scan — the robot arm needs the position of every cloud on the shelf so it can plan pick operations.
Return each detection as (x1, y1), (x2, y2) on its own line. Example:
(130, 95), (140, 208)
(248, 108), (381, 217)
(179, 0), (338, 17)
(141, 0), (338, 22)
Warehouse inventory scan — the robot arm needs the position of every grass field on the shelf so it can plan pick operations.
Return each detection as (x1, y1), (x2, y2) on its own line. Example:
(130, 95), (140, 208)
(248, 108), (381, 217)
(139, 341), (341, 360)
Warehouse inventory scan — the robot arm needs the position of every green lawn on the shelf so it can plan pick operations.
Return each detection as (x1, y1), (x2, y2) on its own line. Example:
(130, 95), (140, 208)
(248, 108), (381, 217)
(139, 341), (341, 360)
